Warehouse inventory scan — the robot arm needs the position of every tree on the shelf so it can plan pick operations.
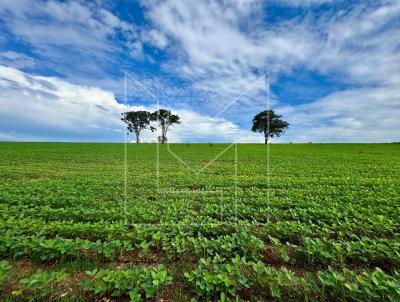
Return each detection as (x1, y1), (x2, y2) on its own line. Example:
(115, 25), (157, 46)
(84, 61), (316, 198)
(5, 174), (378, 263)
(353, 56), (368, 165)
(121, 110), (155, 143)
(152, 109), (181, 144)
(251, 109), (289, 144)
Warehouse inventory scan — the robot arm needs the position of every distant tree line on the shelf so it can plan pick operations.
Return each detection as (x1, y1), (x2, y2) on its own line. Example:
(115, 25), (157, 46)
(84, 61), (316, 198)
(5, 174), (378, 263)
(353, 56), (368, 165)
(122, 108), (288, 144)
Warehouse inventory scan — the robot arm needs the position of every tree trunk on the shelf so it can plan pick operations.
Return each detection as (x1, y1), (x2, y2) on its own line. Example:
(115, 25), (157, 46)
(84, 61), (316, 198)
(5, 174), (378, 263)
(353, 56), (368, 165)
(264, 131), (269, 144)
(135, 131), (140, 143)
(264, 137), (268, 144)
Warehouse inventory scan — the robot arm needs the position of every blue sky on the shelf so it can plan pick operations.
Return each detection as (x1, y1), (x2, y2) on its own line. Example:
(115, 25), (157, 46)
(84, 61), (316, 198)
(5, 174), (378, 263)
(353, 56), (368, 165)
(0, 0), (399, 142)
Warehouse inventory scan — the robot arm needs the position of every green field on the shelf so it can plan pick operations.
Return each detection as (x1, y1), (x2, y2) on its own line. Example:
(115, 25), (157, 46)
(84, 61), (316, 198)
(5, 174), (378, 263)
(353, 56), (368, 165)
(1, 142), (399, 301)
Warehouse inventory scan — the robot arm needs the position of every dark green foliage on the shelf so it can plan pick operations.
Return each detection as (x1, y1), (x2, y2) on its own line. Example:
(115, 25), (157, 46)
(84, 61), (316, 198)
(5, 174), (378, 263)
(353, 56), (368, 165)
(251, 109), (289, 143)
(81, 265), (172, 301)
(151, 109), (181, 144)
(0, 142), (399, 301)
(186, 256), (400, 301)
(121, 109), (181, 144)
(19, 269), (68, 301)
(121, 110), (155, 143)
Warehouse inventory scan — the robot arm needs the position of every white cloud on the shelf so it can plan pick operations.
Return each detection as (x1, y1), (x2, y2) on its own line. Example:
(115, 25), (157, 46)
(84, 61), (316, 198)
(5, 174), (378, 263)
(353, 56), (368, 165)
(142, 108), (263, 143)
(0, 1), (112, 50)
(144, 0), (400, 92)
(277, 86), (400, 143)
(166, 109), (238, 143)
(0, 131), (14, 141)
(141, 29), (168, 49)
(0, 0), (145, 77)
(0, 65), (252, 142)
(141, 0), (318, 113)
(0, 51), (36, 69)
(0, 65), (126, 141)
(1, 1), (399, 143)
(311, 0), (400, 86)
(139, 0), (400, 142)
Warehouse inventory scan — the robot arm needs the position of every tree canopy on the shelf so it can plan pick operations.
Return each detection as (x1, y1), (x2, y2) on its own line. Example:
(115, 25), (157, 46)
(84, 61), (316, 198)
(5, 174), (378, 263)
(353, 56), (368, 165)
(121, 110), (155, 143)
(152, 109), (181, 144)
(121, 109), (181, 144)
(251, 109), (289, 144)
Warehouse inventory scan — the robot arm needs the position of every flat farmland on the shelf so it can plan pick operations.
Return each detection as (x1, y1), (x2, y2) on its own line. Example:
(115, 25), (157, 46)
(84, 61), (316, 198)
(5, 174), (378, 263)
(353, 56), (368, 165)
(0, 143), (399, 301)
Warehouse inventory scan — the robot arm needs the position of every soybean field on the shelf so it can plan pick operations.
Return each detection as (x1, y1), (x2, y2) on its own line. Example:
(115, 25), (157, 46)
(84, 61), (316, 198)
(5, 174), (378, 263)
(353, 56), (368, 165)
(0, 142), (399, 301)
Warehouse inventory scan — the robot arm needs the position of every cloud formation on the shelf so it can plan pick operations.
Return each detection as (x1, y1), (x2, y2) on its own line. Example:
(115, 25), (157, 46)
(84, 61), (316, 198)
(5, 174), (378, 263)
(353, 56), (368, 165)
(0, 65), (249, 142)
(0, 0), (399, 142)
(141, 0), (400, 142)
(0, 65), (124, 141)
(143, 0), (315, 107)
(279, 86), (400, 143)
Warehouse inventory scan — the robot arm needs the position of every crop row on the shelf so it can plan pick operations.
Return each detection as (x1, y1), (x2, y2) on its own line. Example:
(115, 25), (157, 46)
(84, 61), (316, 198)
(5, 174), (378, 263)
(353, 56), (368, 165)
(1, 230), (399, 272)
(0, 260), (171, 301)
(2, 256), (400, 302)
(185, 255), (400, 301)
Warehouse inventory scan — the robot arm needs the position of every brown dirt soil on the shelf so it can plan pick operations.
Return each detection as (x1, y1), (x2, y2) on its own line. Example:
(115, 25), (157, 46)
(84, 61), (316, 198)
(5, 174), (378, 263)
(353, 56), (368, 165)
(262, 244), (313, 276)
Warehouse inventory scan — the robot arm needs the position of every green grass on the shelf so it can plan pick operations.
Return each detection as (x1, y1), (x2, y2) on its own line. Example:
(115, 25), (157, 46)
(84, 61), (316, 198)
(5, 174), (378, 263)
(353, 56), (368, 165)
(0, 142), (399, 301)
